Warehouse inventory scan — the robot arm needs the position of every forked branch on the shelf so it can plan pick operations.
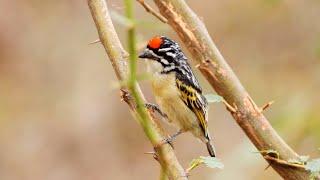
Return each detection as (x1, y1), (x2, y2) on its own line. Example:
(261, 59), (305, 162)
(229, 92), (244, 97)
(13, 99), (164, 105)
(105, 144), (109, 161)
(87, 0), (187, 179)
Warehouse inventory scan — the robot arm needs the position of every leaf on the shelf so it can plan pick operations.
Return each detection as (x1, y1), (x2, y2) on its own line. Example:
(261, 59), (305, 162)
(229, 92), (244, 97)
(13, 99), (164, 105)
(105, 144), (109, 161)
(306, 158), (320, 178)
(187, 158), (203, 172)
(187, 156), (223, 173)
(201, 156), (224, 169)
(204, 94), (223, 103)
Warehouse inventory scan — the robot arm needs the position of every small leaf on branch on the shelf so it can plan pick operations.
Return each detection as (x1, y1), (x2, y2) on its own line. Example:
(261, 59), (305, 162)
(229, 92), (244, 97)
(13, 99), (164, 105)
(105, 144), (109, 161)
(204, 94), (223, 103)
(202, 156), (224, 169)
(186, 156), (223, 173)
(305, 158), (320, 178)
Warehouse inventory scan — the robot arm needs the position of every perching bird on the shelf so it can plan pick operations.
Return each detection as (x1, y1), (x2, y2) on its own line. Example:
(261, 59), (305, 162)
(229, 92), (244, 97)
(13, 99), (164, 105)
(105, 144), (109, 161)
(138, 36), (216, 157)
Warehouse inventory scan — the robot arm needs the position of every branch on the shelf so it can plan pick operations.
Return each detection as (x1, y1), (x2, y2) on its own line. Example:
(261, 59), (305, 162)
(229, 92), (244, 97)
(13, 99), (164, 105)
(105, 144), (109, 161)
(150, 0), (315, 179)
(87, 0), (187, 179)
(136, 0), (167, 23)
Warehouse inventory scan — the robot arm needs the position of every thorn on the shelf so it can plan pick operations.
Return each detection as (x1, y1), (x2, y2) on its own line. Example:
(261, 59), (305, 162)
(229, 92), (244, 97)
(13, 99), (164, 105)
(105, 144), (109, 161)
(223, 100), (237, 113)
(233, 103), (238, 110)
(89, 39), (101, 45)
(264, 164), (271, 170)
(144, 151), (159, 161)
(144, 151), (156, 155)
(260, 101), (274, 112)
(247, 95), (260, 111)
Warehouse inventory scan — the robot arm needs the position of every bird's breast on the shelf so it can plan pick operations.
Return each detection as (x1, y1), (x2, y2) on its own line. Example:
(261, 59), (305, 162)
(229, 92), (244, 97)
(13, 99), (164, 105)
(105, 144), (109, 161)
(151, 72), (198, 130)
(151, 73), (179, 98)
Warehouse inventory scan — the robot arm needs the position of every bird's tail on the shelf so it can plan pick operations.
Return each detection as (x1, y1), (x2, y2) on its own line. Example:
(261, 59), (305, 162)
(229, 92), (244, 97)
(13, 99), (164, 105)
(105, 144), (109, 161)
(206, 140), (216, 157)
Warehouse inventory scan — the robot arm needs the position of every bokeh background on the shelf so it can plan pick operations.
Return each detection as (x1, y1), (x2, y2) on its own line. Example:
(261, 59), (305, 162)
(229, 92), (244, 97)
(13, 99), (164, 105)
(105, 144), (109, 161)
(0, 0), (319, 179)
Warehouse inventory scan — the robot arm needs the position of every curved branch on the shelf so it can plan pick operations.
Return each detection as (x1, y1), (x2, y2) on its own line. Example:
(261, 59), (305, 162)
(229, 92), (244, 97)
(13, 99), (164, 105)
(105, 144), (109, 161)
(87, 0), (187, 179)
(151, 0), (314, 179)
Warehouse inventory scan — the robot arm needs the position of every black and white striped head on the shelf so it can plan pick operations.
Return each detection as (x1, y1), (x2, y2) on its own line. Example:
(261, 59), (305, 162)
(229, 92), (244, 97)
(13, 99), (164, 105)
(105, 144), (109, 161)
(139, 36), (203, 92)
(138, 36), (185, 74)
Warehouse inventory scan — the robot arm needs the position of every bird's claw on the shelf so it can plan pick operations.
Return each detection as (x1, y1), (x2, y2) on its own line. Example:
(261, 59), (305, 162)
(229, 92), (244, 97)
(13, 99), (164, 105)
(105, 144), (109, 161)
(145, 103), (168, 118)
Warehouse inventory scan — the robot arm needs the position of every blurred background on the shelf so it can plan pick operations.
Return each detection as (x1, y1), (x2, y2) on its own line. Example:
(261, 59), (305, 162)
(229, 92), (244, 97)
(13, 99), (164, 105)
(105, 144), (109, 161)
(0, 0), (319, 179)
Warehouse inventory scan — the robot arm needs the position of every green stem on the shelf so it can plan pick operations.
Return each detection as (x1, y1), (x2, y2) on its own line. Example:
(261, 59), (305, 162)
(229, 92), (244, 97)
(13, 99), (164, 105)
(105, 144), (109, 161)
(123, 0), (157, 144)
(124, 0), (137, 83)
(159, 167), (168, 180)
(88, 0), (187, 179)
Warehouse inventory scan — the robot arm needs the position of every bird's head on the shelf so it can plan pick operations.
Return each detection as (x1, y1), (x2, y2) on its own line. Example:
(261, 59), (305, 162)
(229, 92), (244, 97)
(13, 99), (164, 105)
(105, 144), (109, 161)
(139, 36), (184, 73)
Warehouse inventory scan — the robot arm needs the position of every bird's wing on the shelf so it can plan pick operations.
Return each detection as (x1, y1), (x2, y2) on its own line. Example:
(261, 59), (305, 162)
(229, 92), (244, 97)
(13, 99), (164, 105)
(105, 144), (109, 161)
(176, 79), (209, 137)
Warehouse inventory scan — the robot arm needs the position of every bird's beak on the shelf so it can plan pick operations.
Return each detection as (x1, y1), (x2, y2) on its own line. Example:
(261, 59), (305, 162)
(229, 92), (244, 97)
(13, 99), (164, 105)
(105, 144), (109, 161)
(138, 48), (153, 59)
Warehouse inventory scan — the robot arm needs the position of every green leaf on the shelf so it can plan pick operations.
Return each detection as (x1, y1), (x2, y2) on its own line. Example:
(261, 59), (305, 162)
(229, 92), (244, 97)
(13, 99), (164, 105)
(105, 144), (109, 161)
(187, 156), (223, 173)
(204, 94), (223, 103)
(187, 158), (203, 172)
(306, 158), (320, 178)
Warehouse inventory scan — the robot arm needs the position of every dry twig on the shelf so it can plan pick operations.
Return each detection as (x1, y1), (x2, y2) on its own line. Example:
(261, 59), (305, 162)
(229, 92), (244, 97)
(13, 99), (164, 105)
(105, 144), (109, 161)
(136, 0), (167, 23)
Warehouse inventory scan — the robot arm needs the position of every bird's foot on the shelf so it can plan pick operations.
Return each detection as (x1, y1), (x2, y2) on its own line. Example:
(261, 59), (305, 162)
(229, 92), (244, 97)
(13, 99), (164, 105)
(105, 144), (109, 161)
(155, 130), (183, 149)
(145, 103), (168, 118)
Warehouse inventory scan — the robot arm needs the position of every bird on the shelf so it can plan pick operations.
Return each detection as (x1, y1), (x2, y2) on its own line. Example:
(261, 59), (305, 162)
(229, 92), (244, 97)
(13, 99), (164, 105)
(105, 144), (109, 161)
(138, 36), (216, 157)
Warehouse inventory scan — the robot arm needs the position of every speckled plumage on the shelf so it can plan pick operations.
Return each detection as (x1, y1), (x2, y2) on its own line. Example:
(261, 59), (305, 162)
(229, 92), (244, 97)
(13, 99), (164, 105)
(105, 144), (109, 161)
(139, 36), (216, 157)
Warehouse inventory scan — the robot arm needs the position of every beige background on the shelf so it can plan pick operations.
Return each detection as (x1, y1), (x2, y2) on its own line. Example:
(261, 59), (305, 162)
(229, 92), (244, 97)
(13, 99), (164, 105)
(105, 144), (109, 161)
(0, 0), (319, 179)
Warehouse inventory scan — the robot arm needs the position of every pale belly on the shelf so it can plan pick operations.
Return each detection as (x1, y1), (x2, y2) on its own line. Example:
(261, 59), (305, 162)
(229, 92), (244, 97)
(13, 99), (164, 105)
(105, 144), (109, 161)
(151, 73), (205, 139)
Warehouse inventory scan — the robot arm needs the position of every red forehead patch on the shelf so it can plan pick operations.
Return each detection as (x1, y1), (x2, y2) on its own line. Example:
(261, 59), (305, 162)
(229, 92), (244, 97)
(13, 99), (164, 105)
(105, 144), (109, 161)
(148, 36), (163, 49)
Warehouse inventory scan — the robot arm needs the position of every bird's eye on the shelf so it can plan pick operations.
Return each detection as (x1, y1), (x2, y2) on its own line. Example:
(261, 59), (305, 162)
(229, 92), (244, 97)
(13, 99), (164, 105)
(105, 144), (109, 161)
(148, 36), (163, 49)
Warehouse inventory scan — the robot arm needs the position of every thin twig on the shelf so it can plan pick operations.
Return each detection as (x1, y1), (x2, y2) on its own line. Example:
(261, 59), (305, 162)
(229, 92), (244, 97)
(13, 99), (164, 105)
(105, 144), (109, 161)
(136, 0), (167, 23)
(222, 100), (237, 113)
